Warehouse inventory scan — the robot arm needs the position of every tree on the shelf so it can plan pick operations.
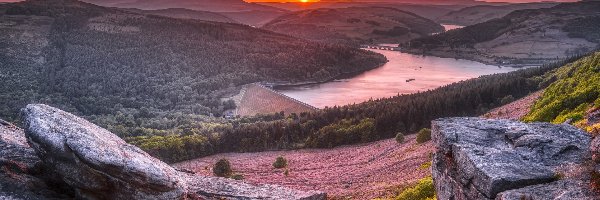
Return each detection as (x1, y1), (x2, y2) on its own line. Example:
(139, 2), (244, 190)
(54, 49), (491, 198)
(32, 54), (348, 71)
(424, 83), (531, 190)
(273, 156), (288, 169)
(213, 159), (232, 177)
(395, 132), (405, 144)
(416, 128), (432, 144)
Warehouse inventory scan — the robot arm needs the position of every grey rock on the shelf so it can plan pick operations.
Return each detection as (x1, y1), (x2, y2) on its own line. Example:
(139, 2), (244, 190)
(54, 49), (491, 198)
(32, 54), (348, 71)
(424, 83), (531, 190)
(21, 104), (186, 200)
(432, 117), (592, 200)
(0, 121), (68, 199)
(184, 173), (327, 200)
(592, 136), (600, 163)
(497, 179), (599, 200)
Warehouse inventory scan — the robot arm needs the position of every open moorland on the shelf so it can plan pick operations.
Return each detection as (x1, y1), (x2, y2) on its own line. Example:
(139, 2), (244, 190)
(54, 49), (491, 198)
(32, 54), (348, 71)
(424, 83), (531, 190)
(174, 135), (434, 199)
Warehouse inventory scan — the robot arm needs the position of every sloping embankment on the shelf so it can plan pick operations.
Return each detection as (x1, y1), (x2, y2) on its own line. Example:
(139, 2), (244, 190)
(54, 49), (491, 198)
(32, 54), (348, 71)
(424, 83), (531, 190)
(236, 83), (317, 117)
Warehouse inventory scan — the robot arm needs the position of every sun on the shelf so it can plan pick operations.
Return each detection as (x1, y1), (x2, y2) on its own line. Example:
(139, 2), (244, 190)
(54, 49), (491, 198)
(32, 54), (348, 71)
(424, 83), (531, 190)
(300, 0), (309, 2)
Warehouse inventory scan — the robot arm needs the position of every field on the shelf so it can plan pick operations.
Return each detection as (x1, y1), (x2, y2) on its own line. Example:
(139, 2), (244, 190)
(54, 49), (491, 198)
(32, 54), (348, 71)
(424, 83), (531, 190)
(235, 84), (317, 117)
(173, 135), (433, 199)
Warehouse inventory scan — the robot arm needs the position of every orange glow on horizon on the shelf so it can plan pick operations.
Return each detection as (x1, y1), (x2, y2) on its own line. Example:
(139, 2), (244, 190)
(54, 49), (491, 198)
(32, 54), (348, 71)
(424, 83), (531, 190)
(245, 0), (320, 2)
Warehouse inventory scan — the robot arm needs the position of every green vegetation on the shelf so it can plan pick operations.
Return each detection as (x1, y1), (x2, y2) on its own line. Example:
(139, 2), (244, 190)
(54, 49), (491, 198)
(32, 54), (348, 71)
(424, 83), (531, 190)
(416, 128), (432, 144)
(394, 177), (436, 200)
(419, 162), (432, 170)
(213, 159), (232, 177)
(395, 132), (405, 144)
(307, 118), (376, 148)
(273, 156), (288, 169)
(524, 52), (600, 133)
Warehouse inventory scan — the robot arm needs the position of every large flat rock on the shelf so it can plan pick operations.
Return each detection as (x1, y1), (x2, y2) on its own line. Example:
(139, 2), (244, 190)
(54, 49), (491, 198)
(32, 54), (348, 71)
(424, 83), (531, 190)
(22, 104), (186, 199)
(432, 117), (592, 200)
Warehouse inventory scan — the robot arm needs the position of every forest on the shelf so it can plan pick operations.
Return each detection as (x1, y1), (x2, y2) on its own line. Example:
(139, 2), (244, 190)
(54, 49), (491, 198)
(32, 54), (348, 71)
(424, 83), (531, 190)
(0, 0), (385, 124)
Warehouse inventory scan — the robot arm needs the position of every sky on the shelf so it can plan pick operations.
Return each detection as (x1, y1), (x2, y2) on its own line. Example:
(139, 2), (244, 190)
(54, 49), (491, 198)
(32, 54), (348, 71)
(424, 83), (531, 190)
(244, 0), (577, 2)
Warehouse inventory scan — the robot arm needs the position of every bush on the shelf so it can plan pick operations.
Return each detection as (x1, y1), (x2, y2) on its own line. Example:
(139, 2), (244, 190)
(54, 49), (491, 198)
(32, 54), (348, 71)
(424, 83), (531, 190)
(231, 173), (244, 180)
(284, 169), (289, 176)
(395, 132), (405, 144)
(213, 158), (232, 177)
(416, 128), (432, 144)
(500, 95), (515, 105)
(273, 156), (288, 169)
(395, 177), (435, 200)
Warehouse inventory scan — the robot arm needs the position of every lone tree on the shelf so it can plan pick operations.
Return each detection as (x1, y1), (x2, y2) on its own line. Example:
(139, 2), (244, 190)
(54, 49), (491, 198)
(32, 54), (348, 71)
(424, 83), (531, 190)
(395, 132), (405, 144)
(273, 156), (288, 169)
(213, 158), (232, 177)
(416, 128), (432, 144)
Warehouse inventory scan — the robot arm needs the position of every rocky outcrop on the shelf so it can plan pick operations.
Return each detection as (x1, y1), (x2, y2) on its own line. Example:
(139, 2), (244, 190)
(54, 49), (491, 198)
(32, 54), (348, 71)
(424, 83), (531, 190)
(0, 120), (69, 199)
(17, 104), (326, 200)
(432, 117), (598, 200)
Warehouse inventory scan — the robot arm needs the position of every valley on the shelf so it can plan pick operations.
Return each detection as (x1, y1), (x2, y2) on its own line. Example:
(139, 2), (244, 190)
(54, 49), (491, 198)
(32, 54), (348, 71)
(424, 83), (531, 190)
(1, 0), (600, 199)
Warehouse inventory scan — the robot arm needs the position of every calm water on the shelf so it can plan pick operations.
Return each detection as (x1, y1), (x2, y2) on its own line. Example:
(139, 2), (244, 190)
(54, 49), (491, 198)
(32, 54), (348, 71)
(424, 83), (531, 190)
(442, 24), (464, 31)
(276, 49), (523, 108)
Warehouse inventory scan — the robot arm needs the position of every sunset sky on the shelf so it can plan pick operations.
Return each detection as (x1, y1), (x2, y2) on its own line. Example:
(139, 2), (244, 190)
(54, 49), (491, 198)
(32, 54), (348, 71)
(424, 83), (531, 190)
(244, 0), (577, 2)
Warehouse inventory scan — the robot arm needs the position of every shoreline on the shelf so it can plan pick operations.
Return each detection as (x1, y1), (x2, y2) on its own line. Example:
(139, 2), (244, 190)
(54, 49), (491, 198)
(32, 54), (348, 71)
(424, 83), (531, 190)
(400, 48), (557, 67)
(266, 62), (388, 89)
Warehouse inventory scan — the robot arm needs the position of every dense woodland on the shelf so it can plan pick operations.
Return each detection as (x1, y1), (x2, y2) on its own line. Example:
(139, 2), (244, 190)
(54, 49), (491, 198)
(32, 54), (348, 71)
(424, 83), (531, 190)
(0, 1), (385, 123)
(128, 55), (589, 163)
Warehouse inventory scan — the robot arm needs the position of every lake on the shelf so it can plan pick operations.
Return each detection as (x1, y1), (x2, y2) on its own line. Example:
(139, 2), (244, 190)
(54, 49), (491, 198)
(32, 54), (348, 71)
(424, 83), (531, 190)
(276, 49), (525, 108)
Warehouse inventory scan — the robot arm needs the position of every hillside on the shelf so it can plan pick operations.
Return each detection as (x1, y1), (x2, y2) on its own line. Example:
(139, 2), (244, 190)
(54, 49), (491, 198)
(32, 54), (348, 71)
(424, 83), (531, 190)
(262, 7), (444, 46)
(81, 0), (287, 26)
(174, 136), (434, 199)
(437, 2), (558, 26)
(124, 8), (238, 23)
(405, 1), (600, 65)
(524, 52), (600, 134)
(0, 0), (386, 129)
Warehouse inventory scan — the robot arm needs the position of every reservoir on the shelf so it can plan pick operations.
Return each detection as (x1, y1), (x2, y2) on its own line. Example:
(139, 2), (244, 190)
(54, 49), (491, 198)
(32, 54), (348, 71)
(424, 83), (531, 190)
(276, 49), (525, 108)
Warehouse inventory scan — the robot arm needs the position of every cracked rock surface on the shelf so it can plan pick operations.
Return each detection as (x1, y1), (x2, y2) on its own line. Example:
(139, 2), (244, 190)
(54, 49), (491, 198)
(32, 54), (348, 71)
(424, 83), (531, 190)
(432, 117), (597, 200)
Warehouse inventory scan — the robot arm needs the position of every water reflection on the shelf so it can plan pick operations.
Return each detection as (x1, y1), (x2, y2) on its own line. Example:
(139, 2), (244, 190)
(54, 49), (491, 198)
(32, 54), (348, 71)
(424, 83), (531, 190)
(276, 49), (524, 108)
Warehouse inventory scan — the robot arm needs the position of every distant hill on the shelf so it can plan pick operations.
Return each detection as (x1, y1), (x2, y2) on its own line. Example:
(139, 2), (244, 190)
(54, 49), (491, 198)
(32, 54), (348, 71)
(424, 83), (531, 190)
(81, 0), (287, 26)
(124, 8), (238, 23)
(405, 1), (600, 65)
(437, 2), (558, 26)
(0, 0), (386, 124)
(259, 2), (463, 20)
(262, 7), (444, 46)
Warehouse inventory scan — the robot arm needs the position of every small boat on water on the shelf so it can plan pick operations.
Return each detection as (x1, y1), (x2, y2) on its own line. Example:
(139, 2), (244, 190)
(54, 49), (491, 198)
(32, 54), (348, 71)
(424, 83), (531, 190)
(406, 78), (416, 82)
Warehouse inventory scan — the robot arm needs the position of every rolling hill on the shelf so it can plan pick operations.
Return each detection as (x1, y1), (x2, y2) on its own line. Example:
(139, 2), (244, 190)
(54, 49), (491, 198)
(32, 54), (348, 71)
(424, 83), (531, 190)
(0, 0), (386, 125)
(262, 7), (444, 46)
(123, 8), (238, 23)
(81, 0), (287, 26)
(437, 2), (558, 26)
(405, 1), (600, 65)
